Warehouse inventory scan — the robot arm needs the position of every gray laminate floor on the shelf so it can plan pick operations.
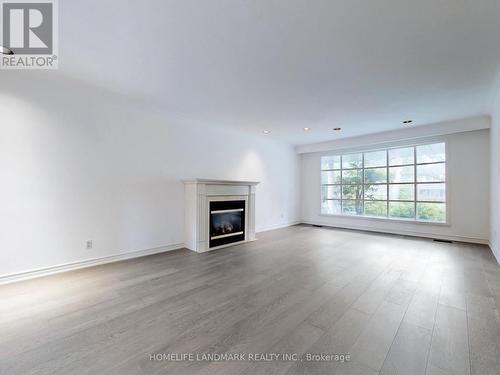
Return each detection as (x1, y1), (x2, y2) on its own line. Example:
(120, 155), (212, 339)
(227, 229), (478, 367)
(1, 225), (499, 375)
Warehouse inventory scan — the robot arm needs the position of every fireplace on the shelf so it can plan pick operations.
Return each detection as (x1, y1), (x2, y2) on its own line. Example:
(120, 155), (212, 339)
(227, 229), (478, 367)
(183, 179), (258, 252)
(209, 200), (245, 248)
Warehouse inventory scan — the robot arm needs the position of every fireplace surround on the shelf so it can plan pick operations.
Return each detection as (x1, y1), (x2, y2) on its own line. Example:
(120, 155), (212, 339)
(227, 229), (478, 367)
(183, 179), (259, 252)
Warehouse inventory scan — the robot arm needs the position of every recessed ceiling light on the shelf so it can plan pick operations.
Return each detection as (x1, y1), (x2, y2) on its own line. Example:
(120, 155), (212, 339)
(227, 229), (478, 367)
(263, 130), (271, 134)
(403, 120), (413, 125)
(303, 127), (311, 131)
(333, 127), (342, 131)
(1, 46), (13, 55)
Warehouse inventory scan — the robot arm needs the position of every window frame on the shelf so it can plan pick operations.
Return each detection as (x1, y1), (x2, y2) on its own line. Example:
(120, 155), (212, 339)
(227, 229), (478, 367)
(320, 140), (449, 225)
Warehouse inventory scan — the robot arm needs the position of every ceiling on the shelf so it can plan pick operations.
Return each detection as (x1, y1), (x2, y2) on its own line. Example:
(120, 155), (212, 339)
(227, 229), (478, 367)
(56, 1), (500, 143)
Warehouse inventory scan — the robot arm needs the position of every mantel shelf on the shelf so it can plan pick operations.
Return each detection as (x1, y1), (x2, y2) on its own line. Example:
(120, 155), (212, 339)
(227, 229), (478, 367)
(182, 179), (260, 186)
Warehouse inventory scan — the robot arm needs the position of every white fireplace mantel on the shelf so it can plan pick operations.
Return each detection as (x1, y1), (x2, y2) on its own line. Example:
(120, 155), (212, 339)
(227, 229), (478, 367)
(183, 179), (259, 252)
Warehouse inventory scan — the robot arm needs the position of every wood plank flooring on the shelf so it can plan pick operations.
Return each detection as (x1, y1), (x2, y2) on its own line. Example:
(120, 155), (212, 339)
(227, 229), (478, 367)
(0, 225), (499, 375)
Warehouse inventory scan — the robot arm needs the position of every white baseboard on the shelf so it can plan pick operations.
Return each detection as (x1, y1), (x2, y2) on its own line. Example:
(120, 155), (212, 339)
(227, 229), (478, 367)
(0, 243), (184, 286)
(301, 220), (489, 245)
(256, 221), (300, 233)
(1, 223), (494, 286)
(0, 222), (300, 286)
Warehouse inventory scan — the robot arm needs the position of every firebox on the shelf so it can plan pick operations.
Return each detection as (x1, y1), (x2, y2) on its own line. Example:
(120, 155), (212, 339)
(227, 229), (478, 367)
(209, 200), (246, 248)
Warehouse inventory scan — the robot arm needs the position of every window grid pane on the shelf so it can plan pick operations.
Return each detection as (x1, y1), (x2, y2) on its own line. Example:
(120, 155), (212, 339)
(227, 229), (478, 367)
(417, 163), (446, 183)
(389, 184), (415, 201)
(389, 147), (415, 166)
(364, 167), (387, 184)
(417, 143), (445, 164)
(320, 142), (447, 223)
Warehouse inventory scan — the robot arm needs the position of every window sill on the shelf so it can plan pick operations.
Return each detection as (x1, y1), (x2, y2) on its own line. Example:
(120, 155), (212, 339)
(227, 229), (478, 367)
(318, 213), (450, 227)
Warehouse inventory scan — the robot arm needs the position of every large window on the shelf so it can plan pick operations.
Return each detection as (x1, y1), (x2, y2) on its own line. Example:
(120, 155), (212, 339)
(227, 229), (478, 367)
(321, 142), (446, 223)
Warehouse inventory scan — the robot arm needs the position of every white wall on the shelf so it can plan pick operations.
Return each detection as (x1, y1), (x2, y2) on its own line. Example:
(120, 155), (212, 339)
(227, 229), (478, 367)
(0, 74), (300, 278)
(491, 86), (500, 262)
(300, 125), (490, 243)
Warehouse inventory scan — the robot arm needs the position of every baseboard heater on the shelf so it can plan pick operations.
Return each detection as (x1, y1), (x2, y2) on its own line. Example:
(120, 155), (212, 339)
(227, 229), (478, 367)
(433, 239), (453, 243)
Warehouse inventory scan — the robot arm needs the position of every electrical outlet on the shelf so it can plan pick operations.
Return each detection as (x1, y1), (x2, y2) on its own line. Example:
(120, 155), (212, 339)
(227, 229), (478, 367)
(86, 240), (93, 250)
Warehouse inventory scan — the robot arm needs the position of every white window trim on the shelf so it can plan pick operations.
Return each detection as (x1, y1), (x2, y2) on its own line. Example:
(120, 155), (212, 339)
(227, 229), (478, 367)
(319, 139), (450, 226)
